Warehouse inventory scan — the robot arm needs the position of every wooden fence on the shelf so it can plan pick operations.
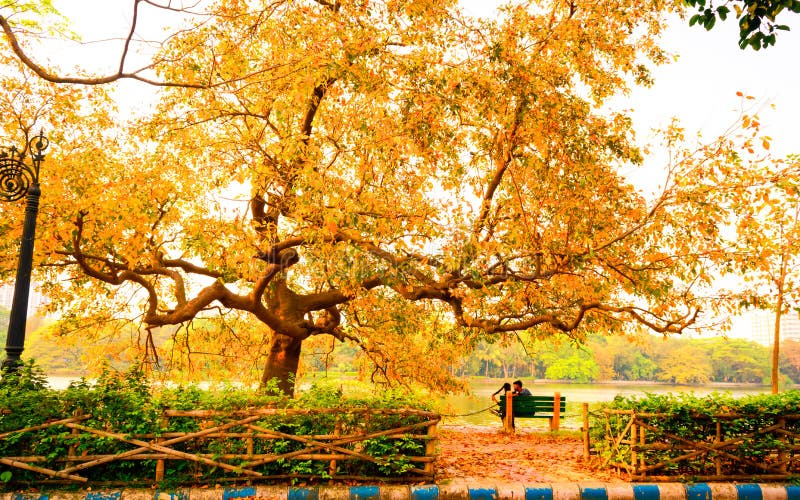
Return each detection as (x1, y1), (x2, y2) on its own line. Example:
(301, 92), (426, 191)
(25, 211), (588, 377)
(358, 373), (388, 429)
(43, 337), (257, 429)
(0, 408), (440, 486)
(598, 408), (800, 481)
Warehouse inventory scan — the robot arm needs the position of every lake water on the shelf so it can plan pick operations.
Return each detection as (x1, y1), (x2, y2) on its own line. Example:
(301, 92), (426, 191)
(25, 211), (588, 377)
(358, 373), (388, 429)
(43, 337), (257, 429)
(437, 379), (774, 428)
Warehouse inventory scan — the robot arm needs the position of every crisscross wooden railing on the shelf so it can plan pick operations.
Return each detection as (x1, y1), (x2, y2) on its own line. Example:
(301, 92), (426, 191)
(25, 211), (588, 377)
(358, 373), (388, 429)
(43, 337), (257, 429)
(0, 408), (439, 485)
(599, 409), (800, 481)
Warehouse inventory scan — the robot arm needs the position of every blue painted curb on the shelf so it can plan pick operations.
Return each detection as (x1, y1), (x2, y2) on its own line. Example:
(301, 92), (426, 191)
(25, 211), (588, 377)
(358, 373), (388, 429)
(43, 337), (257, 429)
(4, 483), (800, 500)
(736, 484), (763, 500)
(580, 485), (609, 500)
(634, 484), (662, 500)
(787, 486), (800, 500)
(526, 484), (555, 500)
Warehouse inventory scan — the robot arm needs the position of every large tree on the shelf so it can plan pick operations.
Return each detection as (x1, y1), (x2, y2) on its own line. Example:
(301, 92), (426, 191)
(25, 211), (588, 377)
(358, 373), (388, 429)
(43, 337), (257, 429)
(728, 156), (800, 392)
(0, 0), (773, 394)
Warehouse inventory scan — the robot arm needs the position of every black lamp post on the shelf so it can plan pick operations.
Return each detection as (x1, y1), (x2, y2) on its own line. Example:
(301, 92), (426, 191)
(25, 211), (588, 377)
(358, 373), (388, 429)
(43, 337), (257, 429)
(0, 131), (48, 373)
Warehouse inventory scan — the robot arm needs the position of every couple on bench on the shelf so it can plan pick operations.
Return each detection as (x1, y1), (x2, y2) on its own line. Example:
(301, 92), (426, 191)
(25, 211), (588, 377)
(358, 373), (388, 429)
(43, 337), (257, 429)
(490, 380), (532, 428)
(490, 380), (531, 429)
(491, 381), (564, 432)
(491, 379), (531, 403)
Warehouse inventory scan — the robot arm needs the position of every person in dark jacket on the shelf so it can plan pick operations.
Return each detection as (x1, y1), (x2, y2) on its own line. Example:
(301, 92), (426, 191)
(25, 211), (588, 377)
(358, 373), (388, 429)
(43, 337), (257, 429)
(513, 379), (531, 396)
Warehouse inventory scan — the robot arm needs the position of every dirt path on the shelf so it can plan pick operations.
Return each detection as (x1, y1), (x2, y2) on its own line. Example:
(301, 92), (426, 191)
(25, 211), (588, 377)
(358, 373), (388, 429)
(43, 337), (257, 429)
(435, 425), (627, 484)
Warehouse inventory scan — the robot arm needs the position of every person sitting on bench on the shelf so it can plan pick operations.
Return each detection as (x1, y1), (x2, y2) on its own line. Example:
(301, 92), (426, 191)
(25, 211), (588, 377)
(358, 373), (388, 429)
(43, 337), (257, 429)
(513, 380), (531, 397)
(489, 382), (511, 423)
(491, 382), (512, 403)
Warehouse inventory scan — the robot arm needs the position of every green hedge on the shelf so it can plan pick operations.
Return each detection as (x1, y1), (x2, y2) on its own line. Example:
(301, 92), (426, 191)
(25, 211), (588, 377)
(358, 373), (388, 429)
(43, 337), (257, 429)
(0, 363), (436, 489)
(591, 390), (800, 479)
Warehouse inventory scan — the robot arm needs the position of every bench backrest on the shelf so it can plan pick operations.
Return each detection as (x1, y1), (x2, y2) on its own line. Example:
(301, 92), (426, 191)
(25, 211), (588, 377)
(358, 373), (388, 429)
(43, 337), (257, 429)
(497, 395), (566, 418)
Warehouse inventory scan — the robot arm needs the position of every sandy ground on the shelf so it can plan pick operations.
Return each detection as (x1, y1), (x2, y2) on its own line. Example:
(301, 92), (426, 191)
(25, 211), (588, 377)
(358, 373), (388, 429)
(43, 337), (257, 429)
(435, 425), (627, 484)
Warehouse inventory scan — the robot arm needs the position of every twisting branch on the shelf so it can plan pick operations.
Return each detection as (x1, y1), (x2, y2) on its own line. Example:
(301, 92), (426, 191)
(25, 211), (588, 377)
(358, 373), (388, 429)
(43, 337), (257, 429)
(0, 3), (210, 88)
(472, 98), (525, 239)
(301, 77), (337, 142)
(446, 298), (699, 336)
(118, 0), (142, 75)
(57, 211), (309, 337)
(142, 0), (203, 13)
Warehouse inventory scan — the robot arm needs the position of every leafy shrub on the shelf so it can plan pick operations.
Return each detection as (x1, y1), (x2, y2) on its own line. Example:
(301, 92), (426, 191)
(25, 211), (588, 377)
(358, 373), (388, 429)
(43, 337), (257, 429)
(0, 365), (436, 489)
(591, 391), (800, 479)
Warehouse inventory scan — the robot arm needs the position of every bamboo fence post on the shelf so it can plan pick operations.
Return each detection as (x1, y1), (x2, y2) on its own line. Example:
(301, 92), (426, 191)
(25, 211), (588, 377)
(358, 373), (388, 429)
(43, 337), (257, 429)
(155, 413), (169, 482)
(329, 418), (341, 477)
(582, 403), (590, 459)
(503, 391), (514, 434)
(778, 417), (788, 473)
(640, 421), (646, 470)
(424, 419), (438, 476)
(67, 409), (81, 469)
(551, 392), (561, 431)
(630, 418), (637, 474)
(247, 415), (256, 485)
(245, 420), (255, 488)
(715, 420), (722, 476)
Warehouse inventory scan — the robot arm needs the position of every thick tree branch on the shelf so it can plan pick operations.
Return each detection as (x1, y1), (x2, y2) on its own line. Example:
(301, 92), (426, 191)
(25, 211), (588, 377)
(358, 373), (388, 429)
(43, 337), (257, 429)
(60, 211), (309, 335)
(300, 77), (337, 142)
(472, 99), (525, 239)
(450, 300), (699, 336)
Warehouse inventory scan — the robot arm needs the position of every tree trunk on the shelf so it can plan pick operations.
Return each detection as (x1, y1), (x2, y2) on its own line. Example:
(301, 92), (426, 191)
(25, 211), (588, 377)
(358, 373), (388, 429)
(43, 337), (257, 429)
(260, 332), (303, 396)
(773, 287), (784, 394)
(773, 255), (788, 395)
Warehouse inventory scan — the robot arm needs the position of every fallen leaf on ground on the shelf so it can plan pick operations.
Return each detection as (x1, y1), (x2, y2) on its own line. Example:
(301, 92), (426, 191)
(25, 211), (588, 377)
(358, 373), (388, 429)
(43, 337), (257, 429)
(436, 425), (628, 484)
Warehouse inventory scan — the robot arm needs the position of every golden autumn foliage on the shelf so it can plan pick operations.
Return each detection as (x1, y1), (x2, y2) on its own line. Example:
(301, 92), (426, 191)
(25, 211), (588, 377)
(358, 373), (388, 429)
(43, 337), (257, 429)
(0, 0), (793, 394)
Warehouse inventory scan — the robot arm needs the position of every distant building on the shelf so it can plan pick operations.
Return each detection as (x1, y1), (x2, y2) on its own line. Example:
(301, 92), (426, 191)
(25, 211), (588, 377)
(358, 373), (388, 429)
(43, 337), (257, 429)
(0, 283), (49, 317)
(749, 309), (800, 346)
(724, 310), (800, 346)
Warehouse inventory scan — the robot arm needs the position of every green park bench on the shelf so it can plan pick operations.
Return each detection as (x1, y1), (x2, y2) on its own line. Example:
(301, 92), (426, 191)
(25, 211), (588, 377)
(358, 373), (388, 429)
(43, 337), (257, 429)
(497, 393), (566, 432)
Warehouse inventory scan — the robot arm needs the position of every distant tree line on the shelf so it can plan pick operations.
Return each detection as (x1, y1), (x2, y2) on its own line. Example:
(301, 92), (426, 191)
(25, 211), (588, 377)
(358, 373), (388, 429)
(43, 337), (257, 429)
(450, 333), (800, 386)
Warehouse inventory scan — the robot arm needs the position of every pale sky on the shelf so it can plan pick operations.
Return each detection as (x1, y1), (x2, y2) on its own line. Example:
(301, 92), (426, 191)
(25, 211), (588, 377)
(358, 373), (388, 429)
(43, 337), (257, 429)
(626, 14), (800, 160)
